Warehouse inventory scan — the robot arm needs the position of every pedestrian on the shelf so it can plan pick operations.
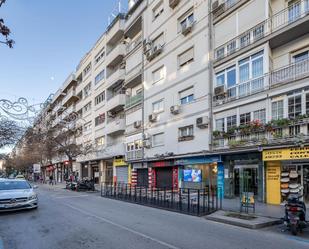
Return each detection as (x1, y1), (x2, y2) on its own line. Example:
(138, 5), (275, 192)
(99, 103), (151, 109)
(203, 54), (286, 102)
(49, 175), (53, 185)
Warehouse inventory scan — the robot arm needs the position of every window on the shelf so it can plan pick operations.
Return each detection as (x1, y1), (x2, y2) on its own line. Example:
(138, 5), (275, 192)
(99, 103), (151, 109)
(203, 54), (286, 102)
(289, 125), (300, 136)
(179, 87), (194, 105)
(272, 100), (284, 120)
(95, 91), (105, 105)
(179, 125), (194, 140)
(95, 113), (105, 126)
(288, 95), (302, 119)
(227, 115), (237, 130)
(153, 1), (164, 20)
(216, 47), (225, 59)
(288, 0), (301, 22)
(95, 136), (105, 146)
(152, 99), (164, 113)
(153, 33), (165, 48)
(95, 49), (105, 64)
(178, 47), (194, 67)
(240, 32), (250, 48)
(306, 93), (309, 114)
(83, 63), (91, 76)
(152, 66), (165, 84)
(215, 66), (236, 98)
(216, 118), (225, 132)
(226, 0), (237, 8)
(293, 51), (309, 62)
(83, 102), (92, 113)
(227, 40), (236, 55)
(253, 109), (266, 124)
(83, 82), (91, 98)
(253, 24), (265, 41)
(216, 72), (225, 86)
(240, 113), (251, 125)
(83, 122), (92, 133)
(179, 11), (194, 32)
(95, 69), (105, 85)
(152, 133), (164, 147)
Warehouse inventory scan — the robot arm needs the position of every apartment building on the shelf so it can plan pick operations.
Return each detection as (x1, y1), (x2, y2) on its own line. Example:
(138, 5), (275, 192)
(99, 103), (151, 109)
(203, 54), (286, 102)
(212, 0), (309, 204)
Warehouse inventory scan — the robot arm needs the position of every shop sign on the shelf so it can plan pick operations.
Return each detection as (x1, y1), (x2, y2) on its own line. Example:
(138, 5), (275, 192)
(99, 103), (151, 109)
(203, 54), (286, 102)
(175, 156), (220, 165)
(150, 161), (174, 167)
(113, 159), (126, 167)
(263, 147), (309, 161)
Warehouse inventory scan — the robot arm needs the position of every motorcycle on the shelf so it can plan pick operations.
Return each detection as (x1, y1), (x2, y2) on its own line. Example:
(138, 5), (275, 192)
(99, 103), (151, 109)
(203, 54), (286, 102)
(284, 194), (307, 235)
(76, 178), (95, 192)
(66, 180), (77, 191)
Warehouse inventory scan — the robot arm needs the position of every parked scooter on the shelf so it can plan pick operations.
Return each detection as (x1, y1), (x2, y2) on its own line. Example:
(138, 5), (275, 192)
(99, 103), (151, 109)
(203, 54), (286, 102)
(76, 178), (95, 192)
(66, 180), (77, 191)
(284, 194), (307, 235)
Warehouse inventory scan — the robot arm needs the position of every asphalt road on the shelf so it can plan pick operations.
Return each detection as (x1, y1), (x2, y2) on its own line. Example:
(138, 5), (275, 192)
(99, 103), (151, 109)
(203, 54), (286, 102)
(0, 185), (309, 249)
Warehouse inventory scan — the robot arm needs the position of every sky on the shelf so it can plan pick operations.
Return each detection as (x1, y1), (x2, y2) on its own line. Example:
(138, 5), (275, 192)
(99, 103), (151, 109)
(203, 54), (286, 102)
(0, 0), (127, 105)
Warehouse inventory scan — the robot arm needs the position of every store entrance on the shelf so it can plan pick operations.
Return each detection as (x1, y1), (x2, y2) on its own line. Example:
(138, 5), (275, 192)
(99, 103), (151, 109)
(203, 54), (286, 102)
(303, 165), (309, 204)
(156, 168), (173, 189)
(234, 166), (258, 196)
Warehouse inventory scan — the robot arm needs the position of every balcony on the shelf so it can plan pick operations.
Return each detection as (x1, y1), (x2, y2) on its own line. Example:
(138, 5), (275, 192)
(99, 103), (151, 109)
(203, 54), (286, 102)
(126, 0), (145, 38)
(106, 43), (126, 68)
(214, 0), (309, 63)
(62, 88), (79, 106)
(212, 0), (245, 20)
(125, 92), (143, 110)
(124, 63), (142, 88)
(213, 74), (268, 106)
(126, 35), (142, 54)
(106, 115), (126, 136)
(62, 73), (76, 90)
(106, 13), (125, 44)
(126, 149), (143, 161)
(270, 58), (309, 87)
(104, 142), (126, 157)
(106, 68), (125, 89)
(106, 93), (126, 113)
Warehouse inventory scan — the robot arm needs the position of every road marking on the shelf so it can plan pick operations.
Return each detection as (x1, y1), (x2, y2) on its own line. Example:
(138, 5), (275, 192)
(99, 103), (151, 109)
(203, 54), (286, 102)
(54, 195), (90, 199)
(64, 203), (181, 249)
(286, 236), (309, 244)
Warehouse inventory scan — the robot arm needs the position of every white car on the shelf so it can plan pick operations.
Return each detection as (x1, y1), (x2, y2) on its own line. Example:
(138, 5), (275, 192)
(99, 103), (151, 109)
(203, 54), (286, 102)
(0, 179), (38, 212)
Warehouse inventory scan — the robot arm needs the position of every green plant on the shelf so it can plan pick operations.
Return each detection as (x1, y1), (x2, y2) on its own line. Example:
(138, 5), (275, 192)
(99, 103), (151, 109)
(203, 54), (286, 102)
(213, 130), (222, 138)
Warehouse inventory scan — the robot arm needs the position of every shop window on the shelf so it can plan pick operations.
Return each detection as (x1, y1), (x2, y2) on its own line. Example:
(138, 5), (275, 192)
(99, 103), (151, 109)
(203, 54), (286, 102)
(240, 112), (251, 125)
(288, 95), (302, 119)
(271, 100), (284, 120)
(289, 125), (300, 136)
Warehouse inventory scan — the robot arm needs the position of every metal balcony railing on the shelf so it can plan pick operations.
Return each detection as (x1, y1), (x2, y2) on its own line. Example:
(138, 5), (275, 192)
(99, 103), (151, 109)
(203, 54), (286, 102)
(125, 92), (143, 109)
(215, 0), (309, 61)
(213, 0), (242, 19)
(126, 149), (143, 161)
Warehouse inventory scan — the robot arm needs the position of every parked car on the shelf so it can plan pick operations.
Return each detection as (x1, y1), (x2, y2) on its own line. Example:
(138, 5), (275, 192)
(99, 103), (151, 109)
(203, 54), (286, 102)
(0, 179), (38, 212)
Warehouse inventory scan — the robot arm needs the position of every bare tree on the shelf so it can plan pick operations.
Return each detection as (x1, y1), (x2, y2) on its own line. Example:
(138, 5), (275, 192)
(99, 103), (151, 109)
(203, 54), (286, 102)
(0, 119), (23, 149)
(0, 0), (14, 48)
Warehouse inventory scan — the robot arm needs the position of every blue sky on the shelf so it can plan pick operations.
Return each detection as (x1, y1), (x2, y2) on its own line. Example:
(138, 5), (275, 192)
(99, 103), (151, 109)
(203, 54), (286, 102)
(0, 0), (127, 106)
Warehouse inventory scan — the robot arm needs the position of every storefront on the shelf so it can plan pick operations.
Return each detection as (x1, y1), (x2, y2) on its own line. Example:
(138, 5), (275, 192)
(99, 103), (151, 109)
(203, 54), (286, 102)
(149, 160), (177, 190)
(113, 158), (130, 184)
(263, 147), (309, 205)
(222, 152), (263, 201)
(175, 156), (221, 191)
(131, 163), (149, 187)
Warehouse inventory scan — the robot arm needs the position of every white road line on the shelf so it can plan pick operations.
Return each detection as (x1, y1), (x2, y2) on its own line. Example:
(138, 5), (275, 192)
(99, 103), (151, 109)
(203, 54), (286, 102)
(54, 195), (90, 199)
(63, 203), (181, 249)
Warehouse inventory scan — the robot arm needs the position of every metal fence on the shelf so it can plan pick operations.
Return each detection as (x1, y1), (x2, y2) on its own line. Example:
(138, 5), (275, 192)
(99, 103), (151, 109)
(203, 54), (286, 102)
(100, 183), (222, 216)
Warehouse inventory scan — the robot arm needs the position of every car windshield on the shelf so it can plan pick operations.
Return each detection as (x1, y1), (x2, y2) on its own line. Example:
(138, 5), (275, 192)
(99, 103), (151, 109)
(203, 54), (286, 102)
(0, 181), (31, 190)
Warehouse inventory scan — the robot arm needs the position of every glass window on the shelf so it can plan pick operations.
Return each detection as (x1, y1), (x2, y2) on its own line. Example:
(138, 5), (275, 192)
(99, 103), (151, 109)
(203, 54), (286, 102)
(95, 136), (105, 146)
(306, 93), (309, 114)
(178, 47), (194, 67)
(83, 82), (91, 98)
(227, 40), (236, 55)
(239, 60), (250, 83)
(152, 66), (165, 84)
(289, 125), (300, 136)
(95, 49), (105, 64)
(253, 24), (264, 40)
(288, 0), (301, 22)
(240, 32), (250, 48)
(95, 69), (105, 85)
(83, 63), (91, 76)
(216, 72), (225, 86)
(252, 56), (263, 78)
(95, 91), (105, 105)
(152, 133), (164, 147)
(152, 99), (164, 113)
(179, 125), (194, 138)
(288, 95), (302, 119)
(216, 47), (225, 59)
(253, 109), (266, 124)
(240, 113), (251, 125)
(227, 67), (236, 87)
(153, 1), (164, 20)
(272, 100), (284, 120)
(179, 87), (194, 105)
(83, 102), (92, 113)
(293, 51), (309, 62)
(216, 118), (225, 132)
(227, 115), (237, 130)
(95, 113), (105, 126)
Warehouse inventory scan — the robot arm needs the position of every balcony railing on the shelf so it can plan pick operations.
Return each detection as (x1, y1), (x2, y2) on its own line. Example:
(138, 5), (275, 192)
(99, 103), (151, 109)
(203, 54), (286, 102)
(213, 0), (242, 19)
(126, 149), (143, 161)
(125, 92), (143, 109)
(271, 58), (309, 87)
(215, 0), (309, 61)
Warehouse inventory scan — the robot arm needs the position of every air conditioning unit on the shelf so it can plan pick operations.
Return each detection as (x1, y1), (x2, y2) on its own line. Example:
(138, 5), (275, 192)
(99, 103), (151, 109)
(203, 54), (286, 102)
(142, 140), (151, 148)
(181, 21), (194, 36)
(214, 85), (225, 96)
(169, 0), (180, 9)
(196, 116), (209, 128)
(170, 105), (180, 115)
(107, 111), (115, 118)
(143, 39), (152, 53)
(134, 120), (142, 128)
(148, 113), (157, 122)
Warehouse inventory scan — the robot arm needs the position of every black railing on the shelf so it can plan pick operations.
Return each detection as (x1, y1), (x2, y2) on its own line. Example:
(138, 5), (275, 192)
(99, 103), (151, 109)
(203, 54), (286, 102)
(100, 183), (222, 216)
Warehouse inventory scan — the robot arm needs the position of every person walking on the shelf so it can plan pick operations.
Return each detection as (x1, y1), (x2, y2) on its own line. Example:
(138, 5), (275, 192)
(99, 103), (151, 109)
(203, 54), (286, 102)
(49, 175), (54, 185)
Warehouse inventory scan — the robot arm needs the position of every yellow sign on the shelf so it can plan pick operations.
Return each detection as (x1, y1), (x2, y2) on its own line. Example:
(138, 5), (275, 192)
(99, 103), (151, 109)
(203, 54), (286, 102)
(263, 147), (309, 161)
(113, 159), (126, 167)
(266, 162), (281, 205)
